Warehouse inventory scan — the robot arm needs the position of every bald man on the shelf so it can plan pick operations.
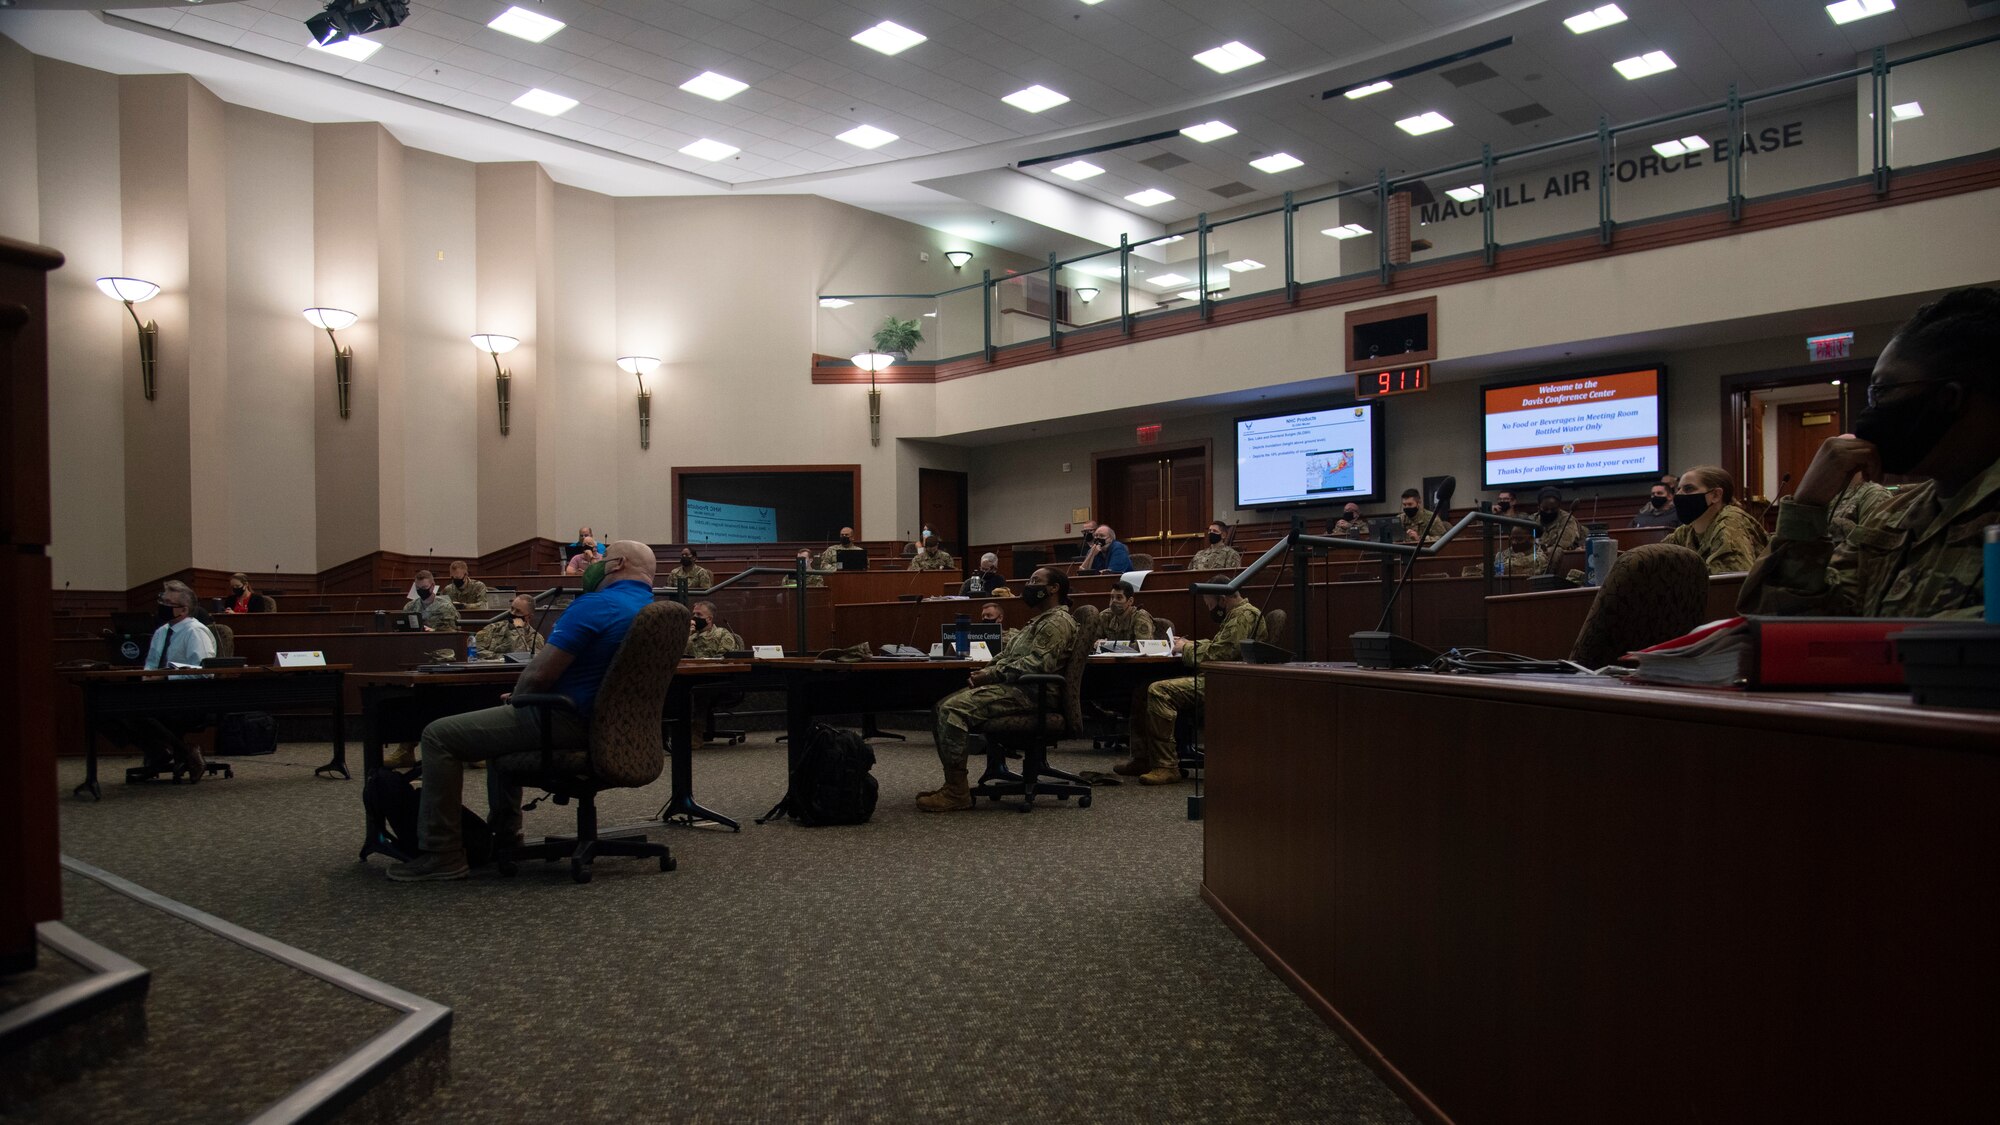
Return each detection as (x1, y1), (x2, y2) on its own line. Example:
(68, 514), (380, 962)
(1079, 523), (1132, 574)
(390, 541), (660, 882)
(816, 526), (857, 570)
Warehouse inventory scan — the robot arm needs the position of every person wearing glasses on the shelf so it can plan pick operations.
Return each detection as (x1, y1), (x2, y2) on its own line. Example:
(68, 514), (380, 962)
(1077, 523), (1131, 575)
(1740, 287), (1999, 618)
(1663, 466), (1769, 574)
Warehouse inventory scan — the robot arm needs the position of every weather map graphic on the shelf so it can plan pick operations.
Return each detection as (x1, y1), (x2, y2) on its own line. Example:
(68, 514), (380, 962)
(1306, 448), (1354, 493)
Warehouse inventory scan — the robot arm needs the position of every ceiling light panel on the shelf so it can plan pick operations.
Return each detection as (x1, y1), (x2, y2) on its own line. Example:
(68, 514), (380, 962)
(1343, 80), (1392, 99)
(488, 6), (565, 44)
(1223, 259), (1264, 272)
(1826, 0), (1895, 25)
(1651, 135), (1710, 157)
(1181, 120), (1238, 143)
(837, 124), (898, 149)
(680, 138), (740, 161)
(1126, 189), (1175, 207)
(512, 88), (578, 116)
(1396, 111), (1454, 136)
(1148, 273), (1191, 287)
(1002, 85), (1070, 113)
(1051, 160), (1105, 180)
(1563, 5), (1628, 34)
(852, 21), (927, 56)
(1445, 184), (1485, 203)
(1193, 41), (1266, 74)
(1249, 152), (1303, 173)
(1613, 52), (1677, 80)
(1323, 224), (1372, 239)
(1890, 101), (1922, 120)
(681, 71), (749, 101)
(308, 36), (380, 62)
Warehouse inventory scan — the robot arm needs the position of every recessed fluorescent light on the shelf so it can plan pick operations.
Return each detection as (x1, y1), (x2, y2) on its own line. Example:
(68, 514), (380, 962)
(1223, 259), (1265, 272)
(1147, 273), (1192, 287)
(1125, 188), (1175, 207)
(1181, 120), (1238, 143)
(679, 138), (740, 161)
(512, 88), (578, 116)
(1445, 184), (1485, 203)
(922, 311), (937, 317)
(1175, 290), (1202, 301)
(852, 20), (927, 55)
(818, 298), (854, 308)
(1154, 234), (1185, 244)
(1322, 224), (1372, 239)
(308, 35), (381, 62)
(1249, 152), (1304, 174)
(1613, 51), (1677, 80)
(1396, 111), (1454, 136)
(1651, 135), (1711, 157)
(1343, 80), (1393, 99)
(837, 124), (898, 149)
(1890, 101), (1923, 120)
(1002, 85), (1070, 113)
(1193, 41), (1265, 74)
(681, 71), (749, 101)
(1051, 160), (1105, 180)
(1563, 5), (1628, 34)
(1826, 0), (1895, 25)
(1080, 0), (1105, 5)
(488, 5), (565, 43)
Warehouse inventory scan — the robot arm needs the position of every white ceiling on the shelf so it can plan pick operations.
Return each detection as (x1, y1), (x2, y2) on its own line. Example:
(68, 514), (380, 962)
(1, 0), (1989, 259)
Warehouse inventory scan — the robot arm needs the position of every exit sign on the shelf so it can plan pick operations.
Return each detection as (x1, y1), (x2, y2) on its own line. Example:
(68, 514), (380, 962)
(1807, 331), (1854, 362)
(1136, 424), (1162, 445)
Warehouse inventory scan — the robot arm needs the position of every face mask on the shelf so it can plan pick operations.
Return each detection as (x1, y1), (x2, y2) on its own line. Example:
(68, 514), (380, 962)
(1672, 492), (1713, 525)
(1853, 386), (1956, 475)
(1494, 502), (1510, 513)
(450, 576), (464, 587)
(1207, 532), (1221, 544)
(1539, 508), (1558, 524)
(580, 560), (607, 594)
(680, 557), (693, 568)
(1402, 506), (1418, 517)
(416, 586), (432, 599)
(1210, 604), (1228, 623)
(840, 536), (852, 546)
(1650, 495), (1670, 508)
(157, 602), (175, 624)
(1021, 584), (1050, 605)
(692, 617), (709, 632)
(1344, 512), (1359, 522)
(230, 585), (245, 596)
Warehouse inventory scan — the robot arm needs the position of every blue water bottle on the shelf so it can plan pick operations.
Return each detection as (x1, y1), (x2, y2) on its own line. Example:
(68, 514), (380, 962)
(467, 636), (479, 663)
(1985, 523), (1998, 623)
(954, 613), (970, 659)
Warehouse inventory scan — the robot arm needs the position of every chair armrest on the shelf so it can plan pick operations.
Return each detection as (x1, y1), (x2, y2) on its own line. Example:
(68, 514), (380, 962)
(508, 692), (579, 714)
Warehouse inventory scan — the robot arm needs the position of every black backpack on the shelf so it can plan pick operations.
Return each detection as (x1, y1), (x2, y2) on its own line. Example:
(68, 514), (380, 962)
(780, 725), (879, 826)
(362, 766), (494, 864)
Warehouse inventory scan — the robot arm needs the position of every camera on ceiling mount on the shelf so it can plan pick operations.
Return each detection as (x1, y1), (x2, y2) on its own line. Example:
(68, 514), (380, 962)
(306, 0), (411, 46)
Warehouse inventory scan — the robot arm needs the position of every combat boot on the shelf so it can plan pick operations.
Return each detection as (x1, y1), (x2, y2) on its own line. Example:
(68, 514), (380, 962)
(916, 770), (972, 812)
(1138, 766), (1182, 786)
(1112, 757), (1148, 776)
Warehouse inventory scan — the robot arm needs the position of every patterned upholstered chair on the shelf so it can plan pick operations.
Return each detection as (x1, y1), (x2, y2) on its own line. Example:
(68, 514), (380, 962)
(969, 608), (1095, 812)
(494, 600), (689, 883)
(1128, 552), (1156, 570)
(1569, 543), (1709, 669)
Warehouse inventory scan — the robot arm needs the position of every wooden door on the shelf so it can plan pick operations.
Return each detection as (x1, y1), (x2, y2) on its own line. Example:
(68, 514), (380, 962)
(1093, 442), (1211, 557)
(1774, 399), (1841, 501)
(918, 468), (967, 554)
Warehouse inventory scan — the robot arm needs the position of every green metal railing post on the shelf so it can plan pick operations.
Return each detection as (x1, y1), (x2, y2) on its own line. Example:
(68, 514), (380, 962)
(1119, 235), (1132, 336)
(1376, 171), (1392, 285)
(1597, 116), (1613, 245)
(1726, 83), (1744, 221)
(1046, 251), (1059, 350)
(1282, 190), (1297, 302)
(981, 269), (993, 362)
(1481, 143), (1497, 267)
(1872, 47), (1891, 193)
(1197, 213), (1212, 320)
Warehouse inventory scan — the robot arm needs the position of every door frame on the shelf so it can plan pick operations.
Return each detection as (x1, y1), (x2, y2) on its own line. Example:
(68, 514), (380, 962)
(1090, 439), (1214, 544)
(917, 467), (969, 556)
(1718, 359), (1871, 496)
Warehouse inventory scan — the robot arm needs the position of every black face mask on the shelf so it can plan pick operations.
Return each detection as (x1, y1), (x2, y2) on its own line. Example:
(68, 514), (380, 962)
(1853, 385), (1956, 475)
(1649, 495), (1670, 508)
(1539, 508), (1558, 524)
(839, 536), (852, 546)
(416, 586), (433, 599)
(450, 577), (464, 587)
(230, 585), (245, 596)
(1493, 502), (1511, 513)
(680, 558), (694, 568)
(156, 603), (175, 625)
(1021, 584), (1050, 605)
(1402, 507), (1418, 518)
(692, 617), (710, 632)
(1672, 492), (1713, 525)
(1206, 532), (1221, 544)
(1343, 512), (1360, 523)
(1210, 604), (1228, 623)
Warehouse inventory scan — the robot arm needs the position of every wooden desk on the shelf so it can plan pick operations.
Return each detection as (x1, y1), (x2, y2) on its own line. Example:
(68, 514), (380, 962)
(1202, 663), (2000, 1125)
(63, 665), (349, 800)
(1485, 574), (1745, 660)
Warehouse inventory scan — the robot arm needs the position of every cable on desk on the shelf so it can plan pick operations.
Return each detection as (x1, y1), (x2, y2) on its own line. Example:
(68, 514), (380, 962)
(1430, 647), (1599, 676)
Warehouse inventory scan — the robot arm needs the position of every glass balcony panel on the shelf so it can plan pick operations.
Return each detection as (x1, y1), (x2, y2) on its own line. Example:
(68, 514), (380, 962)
(1737, 83), (1857, 201)
(1295, 191), (1378, 284)
(1884, 39), (2000, 173)
(1488, 133), (1609, 249)
(1206, 209), (1286, 300)
(1607, 107), (1733, 227)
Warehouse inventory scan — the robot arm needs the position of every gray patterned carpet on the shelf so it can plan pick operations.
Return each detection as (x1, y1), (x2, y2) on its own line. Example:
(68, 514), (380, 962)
(43, 736), (1417, 1124)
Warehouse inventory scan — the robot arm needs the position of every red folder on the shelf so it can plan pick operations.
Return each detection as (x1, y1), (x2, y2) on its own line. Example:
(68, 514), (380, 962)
(1746, 617), (1914, 688)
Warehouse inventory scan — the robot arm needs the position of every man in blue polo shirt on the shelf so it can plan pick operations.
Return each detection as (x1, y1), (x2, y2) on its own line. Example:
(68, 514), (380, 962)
(389, 540), (658, 882)
(1077, 523), (1131, 575)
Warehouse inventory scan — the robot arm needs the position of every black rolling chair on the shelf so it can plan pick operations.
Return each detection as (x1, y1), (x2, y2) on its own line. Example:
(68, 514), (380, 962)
(969, 613), (1097, 812)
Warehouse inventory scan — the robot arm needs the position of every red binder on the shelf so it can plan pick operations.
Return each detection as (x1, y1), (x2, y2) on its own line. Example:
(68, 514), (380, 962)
(1629, 616), (1957, 689)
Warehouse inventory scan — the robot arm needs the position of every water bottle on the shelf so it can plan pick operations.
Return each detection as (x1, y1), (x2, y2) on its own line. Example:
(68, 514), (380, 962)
(968, 573), (983, 595)
(1985, 523), (1998, 623)
(467, 636), (479, 663)
(1493, 551), (1505, 577)
(1583, 531), (1616, 586)
(954, 613), (970, 659)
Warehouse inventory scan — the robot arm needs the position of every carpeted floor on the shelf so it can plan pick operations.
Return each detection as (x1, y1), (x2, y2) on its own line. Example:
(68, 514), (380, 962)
(48, 736), (1418, 1124)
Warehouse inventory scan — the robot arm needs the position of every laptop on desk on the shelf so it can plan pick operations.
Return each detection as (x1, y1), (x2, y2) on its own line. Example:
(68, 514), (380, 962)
(836, 548), (869, 571)
(108, 612), (156, 665)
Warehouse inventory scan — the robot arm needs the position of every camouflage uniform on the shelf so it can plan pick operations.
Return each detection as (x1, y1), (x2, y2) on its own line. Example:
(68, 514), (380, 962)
(1127, 601), (1263, 773)
(1664, 502), (1769, 574)
(1095, 606), (1155, 643)
(402, 592), (460, 632)
(1738, 455), (1998, 619)
(471, 616), (542, 656)
(667, 564), (714, 590)
(1188, 544), (1241, 570)
(1534, 509), (1585, 558)
(783, 573), (826, 588)
(931, 604), (1077, 770)
(686, 625), (742, 658)
(1329, 518), (1371, 540)
(1399, 508), (1441, 544)
(445, 577), (490, 609)
(908, 547), (955, 571)
(1630, 501), (1680, 529)
(1826, 478), (1894, 543)
(815, 544), (854, 570)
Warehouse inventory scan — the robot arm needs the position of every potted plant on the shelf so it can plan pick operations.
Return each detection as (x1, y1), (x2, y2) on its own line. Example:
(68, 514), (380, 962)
(872, 315), (923, 359)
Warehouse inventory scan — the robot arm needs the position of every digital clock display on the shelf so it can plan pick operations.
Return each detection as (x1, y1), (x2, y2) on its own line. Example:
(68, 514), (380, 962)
(1355, 364), (1429, 398)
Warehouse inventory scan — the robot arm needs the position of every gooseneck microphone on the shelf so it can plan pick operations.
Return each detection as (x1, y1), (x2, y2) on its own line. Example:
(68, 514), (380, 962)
(1373, 476), (1454, 633)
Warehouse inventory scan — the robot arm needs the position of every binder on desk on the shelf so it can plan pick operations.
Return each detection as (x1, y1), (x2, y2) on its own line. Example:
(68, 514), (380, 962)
(1629, 616), (1954, 689)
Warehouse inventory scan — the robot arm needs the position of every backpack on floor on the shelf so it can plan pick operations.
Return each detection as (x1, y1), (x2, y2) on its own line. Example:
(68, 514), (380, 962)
(780, 724), (879, 827)
(362, 766), (494, 865)
(216, 712), (277, 756)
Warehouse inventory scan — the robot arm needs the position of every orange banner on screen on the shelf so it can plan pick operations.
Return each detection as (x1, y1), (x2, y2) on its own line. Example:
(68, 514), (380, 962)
(1486, 436), (1658, 462)
(1484, 369), (1659, 414)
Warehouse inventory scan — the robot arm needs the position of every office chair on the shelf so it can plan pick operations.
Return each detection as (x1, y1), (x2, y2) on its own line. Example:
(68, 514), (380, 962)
(1128, 552), (1156, 570)
(1569, 543), (1708, 669)
(969, 612), (1096, 812)
(492, 600), (688, 883)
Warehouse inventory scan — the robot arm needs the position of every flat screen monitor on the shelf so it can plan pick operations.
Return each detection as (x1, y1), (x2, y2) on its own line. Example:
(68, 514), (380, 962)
(1481, 366), (1667, 489)
(1234, 402), (1385, 509)
(835, 548), (869, 571)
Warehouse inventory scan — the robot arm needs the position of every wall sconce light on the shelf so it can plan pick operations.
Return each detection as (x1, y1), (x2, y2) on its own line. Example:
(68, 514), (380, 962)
(97, 277), (161, 400)
(851, 351), (894, 446)
(617, 356), (659, 449)
(1074, 286), (1099, 304)
(303, 307), (358, 418)
(944, 250), (973, 272)
(469, 333), (519, 435)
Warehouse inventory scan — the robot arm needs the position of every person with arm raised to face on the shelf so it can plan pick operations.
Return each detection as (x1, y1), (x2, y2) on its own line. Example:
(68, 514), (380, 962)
(907, 533), (955, 571)
(1331, 503), (1370, 539)
(1077, 524), (1132, 575)
(960, 553), (1010, 597)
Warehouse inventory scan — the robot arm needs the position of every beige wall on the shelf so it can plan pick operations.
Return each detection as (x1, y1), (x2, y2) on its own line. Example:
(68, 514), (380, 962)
(0, 35), (37, 243)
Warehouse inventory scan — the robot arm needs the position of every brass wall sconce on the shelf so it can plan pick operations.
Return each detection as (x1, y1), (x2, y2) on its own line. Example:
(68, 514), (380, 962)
(96, 277), (161, 400)
(303, 307), (358, 418)
(1074, 286), (1099, 304)
(469, 333), (519, 435)
(617, 356), (659, 449)
(944, 250), (973, 272)
(851, 351), (894, 446)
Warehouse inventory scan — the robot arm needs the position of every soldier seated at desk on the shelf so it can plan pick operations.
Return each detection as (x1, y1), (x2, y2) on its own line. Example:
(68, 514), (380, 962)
(1119, 577), (1263, 786)
(1095, 580), (1155, 646)
(444, 559), (489, 609)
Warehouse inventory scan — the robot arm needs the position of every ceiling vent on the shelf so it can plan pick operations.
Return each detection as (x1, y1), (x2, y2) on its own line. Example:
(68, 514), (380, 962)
(1499, 102), (1553, 125)
(1441, 61), (1500, 87)
(1210, 181), (1254, 198)
(1140, 152), (1191, 171)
